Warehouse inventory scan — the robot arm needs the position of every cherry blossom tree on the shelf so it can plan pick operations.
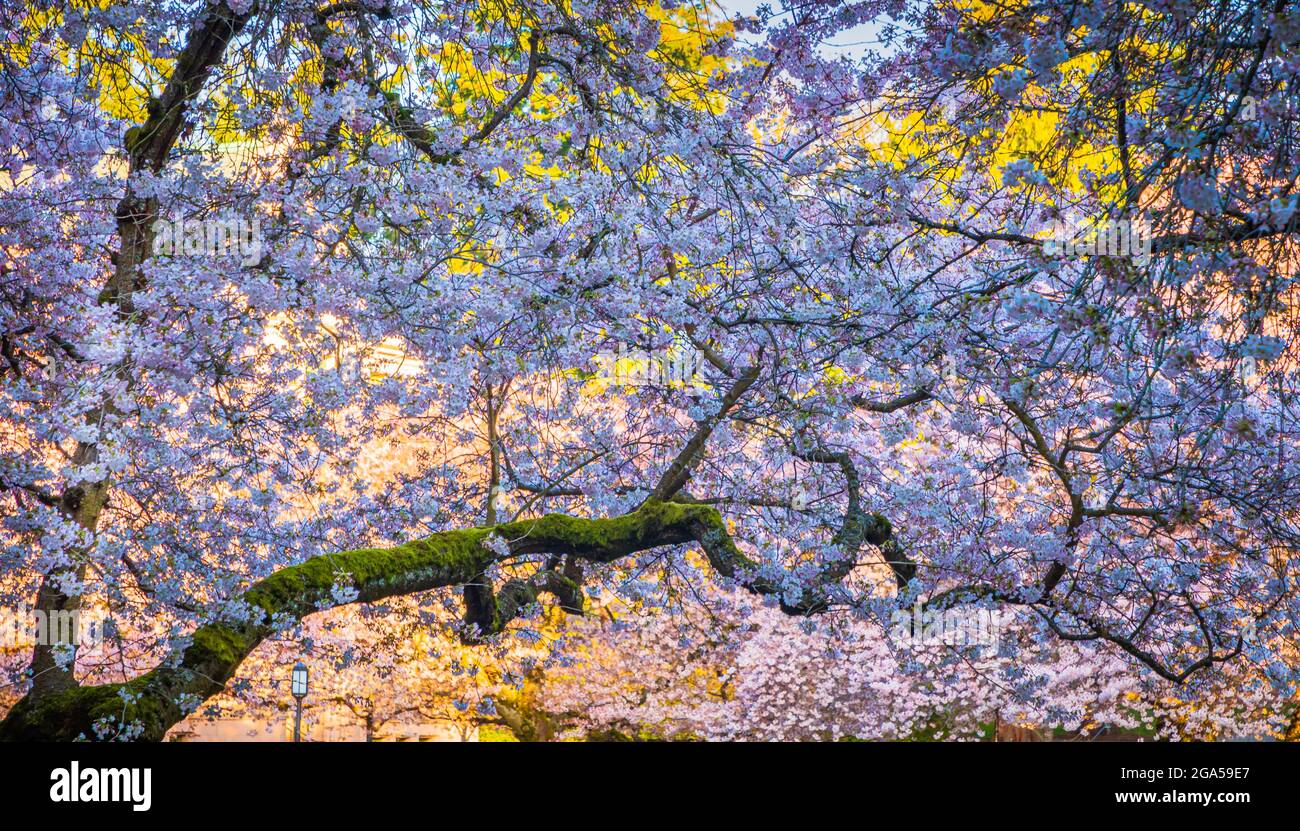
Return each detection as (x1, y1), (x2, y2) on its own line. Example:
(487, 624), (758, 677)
(535, 577), (1289, 741)
(0, 0), (1297, 740)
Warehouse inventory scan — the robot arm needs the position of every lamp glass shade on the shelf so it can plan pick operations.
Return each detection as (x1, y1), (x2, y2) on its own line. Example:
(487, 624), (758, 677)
(291, 661), (309, 698)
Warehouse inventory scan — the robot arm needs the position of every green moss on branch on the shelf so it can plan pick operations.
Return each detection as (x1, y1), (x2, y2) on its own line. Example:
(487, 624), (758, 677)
(1, 503), (741, 741)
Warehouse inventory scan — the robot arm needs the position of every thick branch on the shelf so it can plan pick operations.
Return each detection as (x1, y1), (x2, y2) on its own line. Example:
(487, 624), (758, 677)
(850, 388), (933, 413)
(0, 501), (752, 741)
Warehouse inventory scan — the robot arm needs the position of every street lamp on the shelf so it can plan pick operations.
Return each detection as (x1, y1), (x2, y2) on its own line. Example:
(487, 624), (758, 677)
(291, 661), (309, 742)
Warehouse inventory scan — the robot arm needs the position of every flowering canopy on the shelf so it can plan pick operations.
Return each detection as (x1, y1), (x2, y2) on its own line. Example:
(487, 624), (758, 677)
(0, 0), (1297, 740)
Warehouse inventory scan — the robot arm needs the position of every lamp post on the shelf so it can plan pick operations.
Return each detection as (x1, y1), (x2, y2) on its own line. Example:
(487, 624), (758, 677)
(291, 661), (309, 742)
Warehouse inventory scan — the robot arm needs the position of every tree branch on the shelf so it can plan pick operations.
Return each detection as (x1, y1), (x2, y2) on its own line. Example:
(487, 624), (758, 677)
(0, 500), (782, 741)
(645, 364), (760, 504)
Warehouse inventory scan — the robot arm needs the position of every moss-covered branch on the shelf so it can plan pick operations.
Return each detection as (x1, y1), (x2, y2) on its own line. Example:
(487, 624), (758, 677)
(0, 501), (762, 741)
